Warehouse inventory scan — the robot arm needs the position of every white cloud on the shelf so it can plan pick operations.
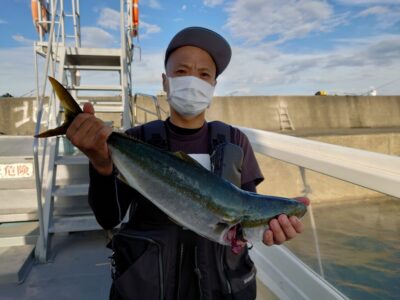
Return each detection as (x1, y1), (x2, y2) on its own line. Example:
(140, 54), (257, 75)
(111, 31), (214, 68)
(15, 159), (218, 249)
(131, 51), (165, 95)
(335, 0), (400, 5)
(12, 35), (34, 45)
(0, 47), (35, 96)
(182, 5), (187, 11)
(81, 27), (116, 48)
(203, 0), (224, 7)
(0, 18), (7, 24)
(356, 6), (400, 28)
(218, 34), (400, 95)
(96, 6), (163, 38)
(97, 7), (120, 30)
(358, 6), (389, 16)
(140, 21), (161, 38)
(140, 0), (162, 9)
(2, 33), (400, 98)
(225, 0), (346, 44)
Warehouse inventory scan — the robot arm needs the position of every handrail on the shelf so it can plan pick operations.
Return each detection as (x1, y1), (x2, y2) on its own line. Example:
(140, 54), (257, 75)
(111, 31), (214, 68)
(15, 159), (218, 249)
(241, 127), (400, 299)
(250, 242), (349, 300)
(132, 93), (168, 125)
(33, 0), (60, 261)
(239, 126), (400, 198)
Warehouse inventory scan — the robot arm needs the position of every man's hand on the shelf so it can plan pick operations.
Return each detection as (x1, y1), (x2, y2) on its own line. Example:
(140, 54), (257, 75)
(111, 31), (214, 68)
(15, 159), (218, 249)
(66, 103), (113, 175)
(262, 197), (310, 246)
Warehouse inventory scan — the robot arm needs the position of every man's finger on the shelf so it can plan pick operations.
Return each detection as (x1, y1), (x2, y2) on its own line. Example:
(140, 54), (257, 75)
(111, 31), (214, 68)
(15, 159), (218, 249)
(83, 102), (95, 115)
(278, 214), (297, 240)
(66, 113), (93, 139)
(262, 229), (274, 246)
(269, 218), (286, 245)
(289, 216), (304, 233)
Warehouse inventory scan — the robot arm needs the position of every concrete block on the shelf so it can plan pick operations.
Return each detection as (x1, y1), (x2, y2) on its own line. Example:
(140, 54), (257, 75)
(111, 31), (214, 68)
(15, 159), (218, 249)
(0, 245), (35, 284)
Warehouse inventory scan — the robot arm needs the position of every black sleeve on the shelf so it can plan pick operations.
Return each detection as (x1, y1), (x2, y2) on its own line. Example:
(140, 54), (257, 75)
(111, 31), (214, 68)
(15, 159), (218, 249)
(88, 164), (133, 229)
(241, 181), (257, 193)
(88, 126), (143, 230)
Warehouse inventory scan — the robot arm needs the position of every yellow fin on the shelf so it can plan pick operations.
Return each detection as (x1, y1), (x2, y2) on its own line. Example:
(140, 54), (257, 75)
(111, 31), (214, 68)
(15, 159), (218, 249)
(35, 77), (82, 138)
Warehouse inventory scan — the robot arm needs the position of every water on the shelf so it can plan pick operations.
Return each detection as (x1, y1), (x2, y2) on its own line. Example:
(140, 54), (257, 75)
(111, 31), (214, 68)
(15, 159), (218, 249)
(286, 197), (400, 300)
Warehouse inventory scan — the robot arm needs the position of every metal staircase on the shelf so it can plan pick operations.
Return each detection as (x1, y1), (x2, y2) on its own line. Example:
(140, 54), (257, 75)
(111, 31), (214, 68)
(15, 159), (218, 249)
(32, 0), (136, 263)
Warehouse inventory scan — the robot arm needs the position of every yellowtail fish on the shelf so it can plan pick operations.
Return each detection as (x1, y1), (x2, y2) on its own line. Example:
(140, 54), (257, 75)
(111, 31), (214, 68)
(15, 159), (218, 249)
(36, 77), (307, 253)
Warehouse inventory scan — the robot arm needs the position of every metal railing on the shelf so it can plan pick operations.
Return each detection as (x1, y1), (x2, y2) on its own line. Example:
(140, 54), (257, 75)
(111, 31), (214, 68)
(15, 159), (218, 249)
(241, 126), (399, 299)
(132, 93), (169, 125)
(33, 0), (61, 263)
(240, 126), (400, 198)
(32, 0), (135, 262)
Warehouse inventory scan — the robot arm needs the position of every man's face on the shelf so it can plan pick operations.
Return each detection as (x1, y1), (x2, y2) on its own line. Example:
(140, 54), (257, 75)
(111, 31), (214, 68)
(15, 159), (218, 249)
(163, 46), (217, 93)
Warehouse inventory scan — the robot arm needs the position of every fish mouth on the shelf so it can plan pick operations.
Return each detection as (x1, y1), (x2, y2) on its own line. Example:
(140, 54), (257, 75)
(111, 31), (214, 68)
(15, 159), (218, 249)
(224, 224), (247, 254)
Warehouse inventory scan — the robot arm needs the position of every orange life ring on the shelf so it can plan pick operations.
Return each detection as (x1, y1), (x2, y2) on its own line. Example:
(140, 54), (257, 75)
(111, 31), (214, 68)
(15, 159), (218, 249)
(31, 0), (48, 35)
(131, 0), (139, 37)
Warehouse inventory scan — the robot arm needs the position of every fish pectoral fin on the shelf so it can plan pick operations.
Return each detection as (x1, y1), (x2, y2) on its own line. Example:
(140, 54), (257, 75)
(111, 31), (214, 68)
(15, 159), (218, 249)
(210, 221), (230, 235)
(173, 151), (204, 168)
(222, 215), (241, 224)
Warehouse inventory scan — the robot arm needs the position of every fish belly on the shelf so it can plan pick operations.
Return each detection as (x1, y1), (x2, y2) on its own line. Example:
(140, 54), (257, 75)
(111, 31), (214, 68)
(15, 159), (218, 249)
(110, 145), (231, 245)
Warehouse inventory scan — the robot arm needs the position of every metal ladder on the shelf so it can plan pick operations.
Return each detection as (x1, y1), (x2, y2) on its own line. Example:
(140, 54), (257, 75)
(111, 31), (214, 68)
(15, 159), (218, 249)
(277, 103), (295, 131)
(33, 0), (136, 262)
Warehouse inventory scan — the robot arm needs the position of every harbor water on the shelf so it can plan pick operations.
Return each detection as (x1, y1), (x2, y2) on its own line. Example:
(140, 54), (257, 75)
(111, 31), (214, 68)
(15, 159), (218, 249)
(286, 197), (400, 300)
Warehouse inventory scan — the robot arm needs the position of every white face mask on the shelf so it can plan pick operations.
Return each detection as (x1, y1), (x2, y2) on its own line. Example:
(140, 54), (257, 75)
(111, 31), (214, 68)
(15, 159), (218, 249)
(167, 76), (215, 117)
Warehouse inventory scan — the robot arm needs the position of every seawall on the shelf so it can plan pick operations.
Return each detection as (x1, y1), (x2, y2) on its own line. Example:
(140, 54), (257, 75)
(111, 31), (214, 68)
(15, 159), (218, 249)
(1, 95), (399, 203)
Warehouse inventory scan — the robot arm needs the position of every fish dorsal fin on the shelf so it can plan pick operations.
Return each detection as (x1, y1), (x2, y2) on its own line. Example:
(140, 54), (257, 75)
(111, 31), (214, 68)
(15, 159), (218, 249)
(173, 151), (204, 168)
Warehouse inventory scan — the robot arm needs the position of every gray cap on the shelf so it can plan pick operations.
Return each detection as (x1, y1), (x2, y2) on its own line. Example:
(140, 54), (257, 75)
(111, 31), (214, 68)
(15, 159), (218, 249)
(164, 27), (232, 77)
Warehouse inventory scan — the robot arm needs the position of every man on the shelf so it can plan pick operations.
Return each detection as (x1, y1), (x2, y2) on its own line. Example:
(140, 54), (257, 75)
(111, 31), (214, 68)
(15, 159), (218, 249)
(67, 27), (309, 299)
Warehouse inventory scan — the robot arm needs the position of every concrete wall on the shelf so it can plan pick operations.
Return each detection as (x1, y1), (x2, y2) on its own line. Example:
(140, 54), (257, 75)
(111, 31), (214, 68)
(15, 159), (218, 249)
(0, 98), (40, 136)
(207, 95), (400, 130)
(1, 95), (400, 135)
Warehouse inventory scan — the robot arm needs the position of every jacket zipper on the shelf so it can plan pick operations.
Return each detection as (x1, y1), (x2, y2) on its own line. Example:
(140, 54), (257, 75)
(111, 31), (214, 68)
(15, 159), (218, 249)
(221, 249), (232, 294)
(176, 243), (184, 300)
(194, 246), (203, 300)
(117, 233), (164, 300)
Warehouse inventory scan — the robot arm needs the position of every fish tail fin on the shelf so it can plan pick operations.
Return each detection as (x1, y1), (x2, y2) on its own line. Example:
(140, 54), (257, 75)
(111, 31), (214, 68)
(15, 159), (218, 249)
(35, 76), (83, 138)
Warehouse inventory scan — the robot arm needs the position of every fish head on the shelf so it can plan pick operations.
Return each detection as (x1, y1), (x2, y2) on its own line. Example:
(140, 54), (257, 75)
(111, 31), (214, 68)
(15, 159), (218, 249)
(212, 222), (249, 254)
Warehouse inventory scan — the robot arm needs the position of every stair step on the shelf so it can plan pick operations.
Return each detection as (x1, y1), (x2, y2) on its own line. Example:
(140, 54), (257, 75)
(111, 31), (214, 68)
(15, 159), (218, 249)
(0, 244), (35, 283)
(49, 215), (101, 233)
(53, 184), (89, 197)
(65, 47), (121, 67)
(64, 65), (121, 71)
(0, 189), (38, 222)
(55, 155), (88, 165)
(77, 100), (122, 105)
(68, 85), (122, 91)
(91, 105), (124, 112)
(0, 211), (37, 223)
(0, 222), (39, 247)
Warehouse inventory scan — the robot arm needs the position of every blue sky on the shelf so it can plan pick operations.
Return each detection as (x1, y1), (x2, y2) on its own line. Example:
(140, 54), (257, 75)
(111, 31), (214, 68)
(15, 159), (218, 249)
(0, 0), (399, 97)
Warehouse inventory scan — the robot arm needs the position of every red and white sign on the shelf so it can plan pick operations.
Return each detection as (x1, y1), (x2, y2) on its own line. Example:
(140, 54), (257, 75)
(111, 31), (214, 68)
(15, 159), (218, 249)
(0, 163), (33, 179)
